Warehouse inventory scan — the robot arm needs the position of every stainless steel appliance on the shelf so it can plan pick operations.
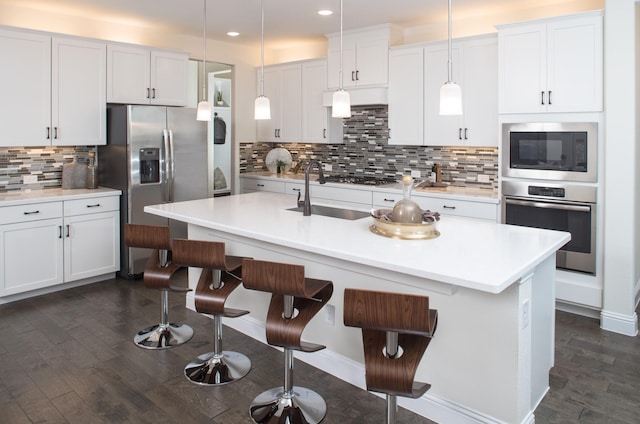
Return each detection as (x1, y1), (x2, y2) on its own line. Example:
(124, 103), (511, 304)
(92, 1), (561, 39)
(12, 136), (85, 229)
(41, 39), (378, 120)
(502, 122), (597, 182)
(99, 105), (210, 277)
(502, 180), (596, 274)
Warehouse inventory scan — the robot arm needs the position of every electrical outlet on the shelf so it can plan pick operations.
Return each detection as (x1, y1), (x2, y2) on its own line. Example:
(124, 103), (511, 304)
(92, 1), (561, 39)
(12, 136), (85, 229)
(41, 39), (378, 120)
(23, 175), (38, 184)
(325, 304), (335, 326)
(323, 163), (333, 172)
(521, 299), (530, 329)
(411, 170), (421, 178)
(477, 174), (490, 183)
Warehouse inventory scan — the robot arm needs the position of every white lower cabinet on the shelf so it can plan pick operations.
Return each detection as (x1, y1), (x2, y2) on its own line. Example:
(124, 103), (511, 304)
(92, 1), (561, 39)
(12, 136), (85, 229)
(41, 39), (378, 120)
(373, 191), (497, 221)
(0, 195), (120, 297)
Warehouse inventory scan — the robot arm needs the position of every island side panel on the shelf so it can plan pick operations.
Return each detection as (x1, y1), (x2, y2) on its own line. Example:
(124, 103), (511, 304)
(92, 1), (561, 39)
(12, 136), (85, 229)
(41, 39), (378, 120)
(188, 224), (541, 424)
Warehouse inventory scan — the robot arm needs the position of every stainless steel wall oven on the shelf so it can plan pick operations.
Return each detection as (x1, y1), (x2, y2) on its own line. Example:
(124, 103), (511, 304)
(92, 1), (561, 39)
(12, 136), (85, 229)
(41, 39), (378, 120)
(502, 180), (596, 275)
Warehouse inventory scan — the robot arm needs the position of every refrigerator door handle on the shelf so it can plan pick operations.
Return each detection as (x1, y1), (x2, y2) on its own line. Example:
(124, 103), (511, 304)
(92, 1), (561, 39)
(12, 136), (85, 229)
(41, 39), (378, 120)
(162, 128), (171, 203)
(167, 129), (175, 203)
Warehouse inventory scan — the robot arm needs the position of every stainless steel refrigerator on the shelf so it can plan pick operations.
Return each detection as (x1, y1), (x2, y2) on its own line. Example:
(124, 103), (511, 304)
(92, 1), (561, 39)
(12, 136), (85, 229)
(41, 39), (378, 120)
(98, 105), (210, 278)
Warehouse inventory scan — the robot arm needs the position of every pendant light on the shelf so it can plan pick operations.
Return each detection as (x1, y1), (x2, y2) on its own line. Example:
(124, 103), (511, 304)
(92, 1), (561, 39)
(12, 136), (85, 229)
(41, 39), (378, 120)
(196, 0), (211, 121)
(331, 0), (351, 118)
(439, 0), (462, 116)
(254, 0), (271, 120)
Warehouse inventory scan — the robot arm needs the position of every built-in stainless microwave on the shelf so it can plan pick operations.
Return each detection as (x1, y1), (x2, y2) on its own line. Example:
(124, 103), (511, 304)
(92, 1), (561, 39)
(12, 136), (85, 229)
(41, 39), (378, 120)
(502, 122), (597, 182)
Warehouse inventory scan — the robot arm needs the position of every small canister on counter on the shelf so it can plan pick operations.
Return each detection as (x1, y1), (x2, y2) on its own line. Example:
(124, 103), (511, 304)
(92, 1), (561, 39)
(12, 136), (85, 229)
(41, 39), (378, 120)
(86, 152), (98, 189)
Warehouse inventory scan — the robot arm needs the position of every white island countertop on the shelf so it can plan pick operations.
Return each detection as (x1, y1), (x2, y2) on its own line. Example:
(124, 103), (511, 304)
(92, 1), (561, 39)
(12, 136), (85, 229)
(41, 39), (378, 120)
(145, 191), (568, 294)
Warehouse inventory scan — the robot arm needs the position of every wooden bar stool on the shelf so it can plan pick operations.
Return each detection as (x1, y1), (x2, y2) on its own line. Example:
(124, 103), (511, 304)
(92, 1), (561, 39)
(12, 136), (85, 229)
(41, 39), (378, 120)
(171, 238), (252, 386)
(343, 289), (438, 424)
(241, 259), (333, 424)
(124, 224), (193, 349)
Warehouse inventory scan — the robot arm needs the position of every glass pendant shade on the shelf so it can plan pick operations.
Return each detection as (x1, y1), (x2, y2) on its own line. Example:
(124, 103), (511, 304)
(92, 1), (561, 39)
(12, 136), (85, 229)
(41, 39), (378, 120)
(254, 95), (271, 120)
(196, 100), (212, 121)
(332, 89), (351, 118)
(439, 81), (462, 115)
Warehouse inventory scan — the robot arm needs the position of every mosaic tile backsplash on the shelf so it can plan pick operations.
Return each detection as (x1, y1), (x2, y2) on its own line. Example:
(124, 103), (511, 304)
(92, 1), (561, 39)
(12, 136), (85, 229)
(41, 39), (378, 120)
(241, 106), (499, 190)
(0, 146), (95, 192)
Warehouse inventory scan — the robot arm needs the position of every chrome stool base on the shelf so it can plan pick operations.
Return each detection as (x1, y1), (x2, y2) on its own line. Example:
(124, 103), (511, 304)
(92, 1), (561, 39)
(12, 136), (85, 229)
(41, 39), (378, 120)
(134, 323), (194, 349)
(249, 386), (327, 424)
(184, 350), (251, 386)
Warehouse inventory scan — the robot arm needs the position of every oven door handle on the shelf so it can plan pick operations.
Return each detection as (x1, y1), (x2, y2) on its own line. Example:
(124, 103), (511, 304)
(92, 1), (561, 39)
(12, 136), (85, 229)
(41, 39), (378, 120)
(505, 198), (591, 213)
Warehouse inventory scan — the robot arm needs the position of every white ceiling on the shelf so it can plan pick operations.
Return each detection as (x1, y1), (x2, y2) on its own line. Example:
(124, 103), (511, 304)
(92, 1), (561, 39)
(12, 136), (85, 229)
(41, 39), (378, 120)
(0, 0), (603, 49)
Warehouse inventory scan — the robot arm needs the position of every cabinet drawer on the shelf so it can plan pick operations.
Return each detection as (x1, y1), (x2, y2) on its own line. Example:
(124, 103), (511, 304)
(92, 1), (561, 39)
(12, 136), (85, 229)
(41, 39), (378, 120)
(0, 202), (63, 225)
(240, 178), (285, 194)
(312, 185), (372, 205)
(415, 197), (497, 221)
(372, 191), (403, 208)
(285, 182), (305, 196)
(64, 196), (120, 216)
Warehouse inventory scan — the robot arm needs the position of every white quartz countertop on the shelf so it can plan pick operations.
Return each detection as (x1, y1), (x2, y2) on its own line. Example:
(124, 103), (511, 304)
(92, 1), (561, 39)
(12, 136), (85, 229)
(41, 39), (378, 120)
(145, 192), (569, 294)
(240, 171), (499, 203)
(0, 188), (122, 207)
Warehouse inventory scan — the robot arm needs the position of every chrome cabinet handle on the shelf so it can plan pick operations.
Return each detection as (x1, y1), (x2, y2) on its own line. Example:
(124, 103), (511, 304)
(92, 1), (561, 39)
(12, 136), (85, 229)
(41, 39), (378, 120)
(458, 128), (462, 140)
(541, 91), (545, 105)
(464, 128), (468, 140)
(257, 183), (265, 187)
(147, 88), (151, 99)
(23, 210), (40, 215)
(86, 204), (101, 208)
(54, 127), (58, 139)
(58, 225), (63, 239)
(383, 198), (395, 202)
(355, 70), (359, 81)
(152, 88), (156, 99)
(65, 224), (70, 237)
(292, 188), (301, 192)
(351, 71), (355, 81)
(443, 205), (456, 210)
(46, 127), (51, 139)
(323, 129), (326, 138)
(548, 90), (552, 105)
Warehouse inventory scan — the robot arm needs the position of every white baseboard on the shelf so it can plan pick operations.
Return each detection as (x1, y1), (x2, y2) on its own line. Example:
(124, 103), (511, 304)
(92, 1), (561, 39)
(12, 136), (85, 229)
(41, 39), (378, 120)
(218, 314), (527, 424)
(0, 273), (115, 305)
(600, 310), (639, 336)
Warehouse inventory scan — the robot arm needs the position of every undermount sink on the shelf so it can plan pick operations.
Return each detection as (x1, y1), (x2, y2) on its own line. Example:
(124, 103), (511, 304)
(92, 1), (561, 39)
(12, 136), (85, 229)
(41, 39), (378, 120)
(287, 205), (370, 220)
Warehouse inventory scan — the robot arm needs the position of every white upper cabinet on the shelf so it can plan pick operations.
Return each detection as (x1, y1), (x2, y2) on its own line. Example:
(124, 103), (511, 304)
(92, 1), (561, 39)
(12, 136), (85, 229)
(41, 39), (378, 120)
(302, 60), (329, 143)
(52, 37), (106, 146)
(425, 36), (498, 146)
(498, 11), (603, 114)
(256, 63), (302, 142)
(107, 44), (188, 106)
(327, 26), (400, 89)
(388, 35), (497, 146)
(0, 29), (106, 147)
(388, 47), (424, 145)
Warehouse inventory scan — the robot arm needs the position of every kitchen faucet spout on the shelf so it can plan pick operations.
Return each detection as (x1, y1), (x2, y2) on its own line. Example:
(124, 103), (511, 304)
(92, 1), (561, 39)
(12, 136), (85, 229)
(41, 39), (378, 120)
(299, 160), (325, 216)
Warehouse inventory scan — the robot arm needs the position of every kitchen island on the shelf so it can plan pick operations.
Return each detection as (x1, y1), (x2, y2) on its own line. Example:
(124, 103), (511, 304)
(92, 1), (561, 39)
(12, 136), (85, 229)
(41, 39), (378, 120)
(145, 192), (570, 424)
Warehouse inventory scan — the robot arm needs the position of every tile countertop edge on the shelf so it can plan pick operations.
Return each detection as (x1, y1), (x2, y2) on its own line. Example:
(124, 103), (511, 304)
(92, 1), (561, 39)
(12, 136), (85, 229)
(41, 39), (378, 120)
(0, 188), (122, 206)
(240, 172), (499, 204)
(144, 192), (568, 294)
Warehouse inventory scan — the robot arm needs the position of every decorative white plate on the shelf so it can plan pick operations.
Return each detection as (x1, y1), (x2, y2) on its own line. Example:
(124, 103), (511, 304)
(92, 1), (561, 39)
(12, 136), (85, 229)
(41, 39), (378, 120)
(265, 148), (293, 173)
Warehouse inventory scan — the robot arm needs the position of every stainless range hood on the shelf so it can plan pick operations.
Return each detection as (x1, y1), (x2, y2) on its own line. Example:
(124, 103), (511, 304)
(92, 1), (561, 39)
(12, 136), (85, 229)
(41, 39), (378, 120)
(322, 87), (388, 107)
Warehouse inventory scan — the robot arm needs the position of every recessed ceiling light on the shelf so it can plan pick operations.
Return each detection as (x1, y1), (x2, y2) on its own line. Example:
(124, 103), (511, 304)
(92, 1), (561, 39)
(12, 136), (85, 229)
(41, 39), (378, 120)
(227, 31), (239, 37)
(318, 10), (333, 16)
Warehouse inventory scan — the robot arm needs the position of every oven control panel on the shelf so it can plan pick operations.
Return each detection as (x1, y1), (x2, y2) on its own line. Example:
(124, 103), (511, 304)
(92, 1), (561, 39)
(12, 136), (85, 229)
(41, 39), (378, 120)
(528, 186), (565, 198)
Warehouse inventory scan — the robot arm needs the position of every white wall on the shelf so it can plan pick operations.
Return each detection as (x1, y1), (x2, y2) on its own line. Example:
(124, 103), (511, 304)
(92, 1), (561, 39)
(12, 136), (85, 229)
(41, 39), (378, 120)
(601, 0), (639, 336)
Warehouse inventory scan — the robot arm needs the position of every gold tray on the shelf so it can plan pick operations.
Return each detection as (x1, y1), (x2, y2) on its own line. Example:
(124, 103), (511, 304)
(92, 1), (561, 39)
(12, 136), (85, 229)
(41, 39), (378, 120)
(369, 216), (440, 240)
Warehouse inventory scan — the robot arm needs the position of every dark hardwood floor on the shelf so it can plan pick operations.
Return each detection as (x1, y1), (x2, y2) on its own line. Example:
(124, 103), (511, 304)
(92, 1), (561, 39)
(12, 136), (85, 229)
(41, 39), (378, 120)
(0, 273), (638, 423)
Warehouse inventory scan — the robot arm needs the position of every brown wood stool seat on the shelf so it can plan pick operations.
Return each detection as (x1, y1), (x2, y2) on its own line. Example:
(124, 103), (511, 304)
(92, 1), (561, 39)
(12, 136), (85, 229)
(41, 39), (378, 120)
(124, 224), (193, 349)
(171, 238), (252, 386)
(343, 289), (438, 424)
(241, 258), (333, 424)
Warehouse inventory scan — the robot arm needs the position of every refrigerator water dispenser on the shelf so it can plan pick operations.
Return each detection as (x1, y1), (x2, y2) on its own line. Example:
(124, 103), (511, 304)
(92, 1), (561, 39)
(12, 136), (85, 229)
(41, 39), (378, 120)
(139, 148), (160, 184)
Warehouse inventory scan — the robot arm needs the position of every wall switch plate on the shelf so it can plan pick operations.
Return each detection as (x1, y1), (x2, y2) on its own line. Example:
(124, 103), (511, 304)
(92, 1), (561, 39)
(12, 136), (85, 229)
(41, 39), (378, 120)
(325, 304), (335, 326)
(477, 174), (490, 183)
(23, 175), (38, 184)
(324, 163), (333, 172)
(411, 170), (421, 178)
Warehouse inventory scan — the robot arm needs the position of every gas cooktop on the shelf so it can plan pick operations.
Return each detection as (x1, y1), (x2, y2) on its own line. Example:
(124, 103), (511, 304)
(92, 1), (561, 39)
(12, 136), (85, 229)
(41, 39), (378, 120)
(322, 175), (397, 186)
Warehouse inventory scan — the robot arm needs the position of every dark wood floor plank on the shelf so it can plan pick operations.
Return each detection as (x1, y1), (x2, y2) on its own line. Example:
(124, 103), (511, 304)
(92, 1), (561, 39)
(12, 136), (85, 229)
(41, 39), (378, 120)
(1, 277), (638, 424)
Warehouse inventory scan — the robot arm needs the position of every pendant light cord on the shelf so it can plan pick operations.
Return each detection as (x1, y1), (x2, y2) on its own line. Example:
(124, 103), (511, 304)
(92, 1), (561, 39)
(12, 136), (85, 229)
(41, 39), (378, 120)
(202, 0), (207, 100)
(339, 0), (344, 91)
(260, 0), (265, 97)
(447, 0), (453, 83)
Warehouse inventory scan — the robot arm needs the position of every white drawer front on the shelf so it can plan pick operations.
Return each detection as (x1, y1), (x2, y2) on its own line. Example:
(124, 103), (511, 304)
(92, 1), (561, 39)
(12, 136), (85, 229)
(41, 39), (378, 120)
(415, 197), (497, 221)
(372, 191), (403, 208)
(0, 202), (63, 225)
(64, 196), (120, 216)
(240, 178), (285, 194)
(312, 185), (372, 205)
